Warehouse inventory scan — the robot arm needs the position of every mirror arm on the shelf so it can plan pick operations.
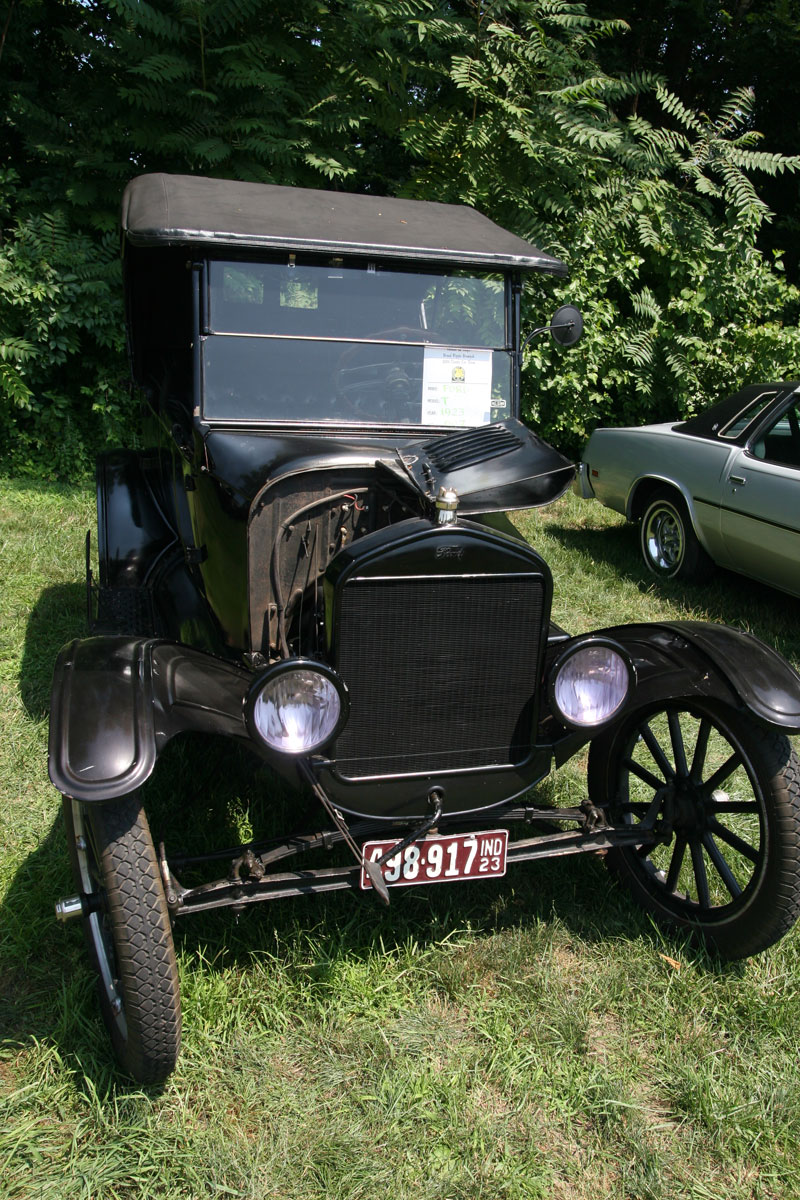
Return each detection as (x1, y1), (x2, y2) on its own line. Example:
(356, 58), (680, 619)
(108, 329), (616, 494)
(520, 305), (584, 354)
(520, 321), (576, 353)
(520, 325), (550, 353)
(520, 324), (568, 350)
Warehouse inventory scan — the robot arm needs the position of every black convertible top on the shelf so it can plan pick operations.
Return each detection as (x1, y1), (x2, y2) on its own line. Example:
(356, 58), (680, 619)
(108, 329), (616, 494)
(121, 173), (568, 275)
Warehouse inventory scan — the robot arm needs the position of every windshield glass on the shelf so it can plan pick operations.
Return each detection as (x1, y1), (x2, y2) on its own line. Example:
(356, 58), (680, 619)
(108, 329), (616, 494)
(203, 259), (512, 427)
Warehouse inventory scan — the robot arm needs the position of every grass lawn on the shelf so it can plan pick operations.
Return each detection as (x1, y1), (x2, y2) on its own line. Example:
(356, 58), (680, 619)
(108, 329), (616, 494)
(2, 477), (800, 1200)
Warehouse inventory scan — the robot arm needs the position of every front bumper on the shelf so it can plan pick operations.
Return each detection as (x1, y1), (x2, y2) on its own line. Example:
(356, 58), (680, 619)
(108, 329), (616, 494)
(572, 462), (595, 500)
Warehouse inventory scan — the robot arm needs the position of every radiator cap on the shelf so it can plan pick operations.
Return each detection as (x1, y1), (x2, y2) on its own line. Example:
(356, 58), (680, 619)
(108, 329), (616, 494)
(435, 486), (458, 524)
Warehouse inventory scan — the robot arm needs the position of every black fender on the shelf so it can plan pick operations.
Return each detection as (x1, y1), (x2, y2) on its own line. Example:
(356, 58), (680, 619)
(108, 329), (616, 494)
(48, 636), (252, 802)
(597, 620), (800, 730)
(550, 620), (800, 768)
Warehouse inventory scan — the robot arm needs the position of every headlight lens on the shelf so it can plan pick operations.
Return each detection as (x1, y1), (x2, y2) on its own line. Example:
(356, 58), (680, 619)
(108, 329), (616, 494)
(250, 665), (344, 754)
(551, 643), (630, 728)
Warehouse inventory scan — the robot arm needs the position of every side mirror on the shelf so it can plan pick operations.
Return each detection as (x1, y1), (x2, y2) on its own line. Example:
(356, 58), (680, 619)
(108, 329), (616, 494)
(521, 304), (584, 352)
(549, 304), (583, 347)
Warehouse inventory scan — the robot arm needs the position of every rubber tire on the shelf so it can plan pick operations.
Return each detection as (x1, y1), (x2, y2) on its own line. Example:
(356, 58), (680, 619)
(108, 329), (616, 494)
(640, 488), (714, 583)
(63, 793), (181, 1083)
(588, 702), (800, 959)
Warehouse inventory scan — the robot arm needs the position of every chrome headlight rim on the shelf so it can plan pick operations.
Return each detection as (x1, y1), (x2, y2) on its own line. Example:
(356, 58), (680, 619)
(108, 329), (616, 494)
(245, 658), (349, 757)
(548, 637), (634, 732)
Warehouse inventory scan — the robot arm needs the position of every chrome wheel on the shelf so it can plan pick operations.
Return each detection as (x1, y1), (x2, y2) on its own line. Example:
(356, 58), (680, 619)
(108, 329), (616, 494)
(643, 502), (684, 573)
(640, 489), (713, 583)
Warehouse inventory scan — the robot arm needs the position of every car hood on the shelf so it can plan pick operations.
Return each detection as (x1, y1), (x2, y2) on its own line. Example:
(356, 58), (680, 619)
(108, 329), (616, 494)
(390, 418), (575, 513)
(204, 419), (575, 515)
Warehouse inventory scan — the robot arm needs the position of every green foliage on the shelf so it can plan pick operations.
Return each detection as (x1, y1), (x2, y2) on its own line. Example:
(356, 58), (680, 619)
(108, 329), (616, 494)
(1, 0), (799, 474)
(0, 171), (127, 479)
(398, 1), (658, 242)
(591, 0), (800, 278)
(369, 2), (800, 453)
(517, 84), (800, 451)
(0, 0), (371, 476)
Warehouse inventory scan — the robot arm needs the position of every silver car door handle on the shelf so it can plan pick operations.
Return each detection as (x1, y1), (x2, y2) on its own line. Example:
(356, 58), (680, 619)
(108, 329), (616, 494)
(728, 474), (746, 485)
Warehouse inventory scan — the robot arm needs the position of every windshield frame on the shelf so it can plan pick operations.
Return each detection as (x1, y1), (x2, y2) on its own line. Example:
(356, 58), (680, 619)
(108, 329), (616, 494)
(195, 254), (520, 433)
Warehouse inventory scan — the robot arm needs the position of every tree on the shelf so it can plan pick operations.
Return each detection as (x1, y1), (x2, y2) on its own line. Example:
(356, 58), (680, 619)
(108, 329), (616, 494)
(522, 86), (800, 450)
(0, 0), (376, 475)
(1, 0), (798, 473)
(386, 4), (800, 449)
(592, 1), (800, 277)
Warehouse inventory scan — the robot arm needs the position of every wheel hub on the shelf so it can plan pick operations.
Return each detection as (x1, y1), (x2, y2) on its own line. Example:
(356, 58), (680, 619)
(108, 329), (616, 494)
(663, 781), (708, 836)
(647, 510), (681, 569)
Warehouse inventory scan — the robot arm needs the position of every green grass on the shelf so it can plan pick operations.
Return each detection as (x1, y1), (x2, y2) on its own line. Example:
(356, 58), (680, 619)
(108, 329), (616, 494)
(2, 478), (800, 1200)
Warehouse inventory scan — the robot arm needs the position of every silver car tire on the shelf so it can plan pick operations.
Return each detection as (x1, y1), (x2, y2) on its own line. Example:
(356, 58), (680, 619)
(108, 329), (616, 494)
(640, 489), (714, 583)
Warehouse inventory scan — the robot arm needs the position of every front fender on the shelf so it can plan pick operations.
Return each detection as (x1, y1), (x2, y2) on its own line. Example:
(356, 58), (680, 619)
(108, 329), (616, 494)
(600, 621), (800, 731)
(48, 636), (252, 801)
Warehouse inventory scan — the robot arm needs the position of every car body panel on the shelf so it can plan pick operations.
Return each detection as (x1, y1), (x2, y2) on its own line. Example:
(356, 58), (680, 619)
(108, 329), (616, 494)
(47, 176), (800, 905)
(49, 617), (800, 806)
(122, 172), (569, 273)
(719, 447), (800, 594)
(45, 176), (800, 1085)
(577, 383), (800, 597)
(49, 637), (252, 801)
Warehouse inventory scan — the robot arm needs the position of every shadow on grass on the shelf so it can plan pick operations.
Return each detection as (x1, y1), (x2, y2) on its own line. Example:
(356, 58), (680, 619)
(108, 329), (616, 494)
(6, 574), (744, 1094)
(19, 580), (88, 721)
(546, 519), (800, 659)
(1, 742), (745, 1097)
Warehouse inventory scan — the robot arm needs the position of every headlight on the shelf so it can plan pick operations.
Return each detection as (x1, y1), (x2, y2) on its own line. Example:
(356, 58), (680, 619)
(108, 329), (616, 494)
(550, 640), (632, 729)
(247, 661), (347, 755)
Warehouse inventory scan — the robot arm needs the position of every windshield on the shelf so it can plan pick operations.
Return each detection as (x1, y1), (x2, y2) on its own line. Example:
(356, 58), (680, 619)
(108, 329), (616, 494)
(202, 259), (513, 427)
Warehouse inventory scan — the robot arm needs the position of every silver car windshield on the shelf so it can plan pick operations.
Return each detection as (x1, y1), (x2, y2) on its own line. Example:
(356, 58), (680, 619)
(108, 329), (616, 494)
(202, 260), (513, 427)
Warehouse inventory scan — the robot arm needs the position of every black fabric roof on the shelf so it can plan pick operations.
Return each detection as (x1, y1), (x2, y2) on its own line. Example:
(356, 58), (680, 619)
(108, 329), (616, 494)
(121, 173), (568, 275)
(674, 382), (799, 441)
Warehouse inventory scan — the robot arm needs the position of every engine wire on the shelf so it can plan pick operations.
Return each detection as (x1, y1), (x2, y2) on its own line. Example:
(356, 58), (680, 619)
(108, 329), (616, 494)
(271, 488), (370, 658)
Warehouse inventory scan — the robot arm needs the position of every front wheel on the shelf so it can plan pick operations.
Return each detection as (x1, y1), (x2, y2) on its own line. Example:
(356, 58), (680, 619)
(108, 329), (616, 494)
(640, 489), (714, 583)
(588, 704), (800, 958)
(63, 793), (181, 1082)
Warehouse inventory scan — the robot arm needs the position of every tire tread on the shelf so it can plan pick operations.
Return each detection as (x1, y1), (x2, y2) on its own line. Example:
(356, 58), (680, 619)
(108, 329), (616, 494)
(64, 794), (181, 1083)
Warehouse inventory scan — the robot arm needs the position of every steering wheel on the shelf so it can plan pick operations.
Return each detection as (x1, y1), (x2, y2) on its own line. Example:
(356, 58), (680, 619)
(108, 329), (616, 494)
(334, 329), (441, 421)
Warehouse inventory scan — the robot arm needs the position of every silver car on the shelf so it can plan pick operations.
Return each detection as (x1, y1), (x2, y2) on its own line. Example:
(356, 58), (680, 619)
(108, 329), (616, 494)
(574, 382), (800, 597)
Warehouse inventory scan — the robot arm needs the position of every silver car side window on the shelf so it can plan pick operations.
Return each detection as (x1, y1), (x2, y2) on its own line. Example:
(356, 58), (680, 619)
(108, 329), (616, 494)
(719, 390), (779, 439)
(751, 399), (800, 468)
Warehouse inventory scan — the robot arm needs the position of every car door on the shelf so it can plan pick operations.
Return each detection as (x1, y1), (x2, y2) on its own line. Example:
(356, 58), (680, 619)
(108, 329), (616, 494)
(718, 395), (800, 597)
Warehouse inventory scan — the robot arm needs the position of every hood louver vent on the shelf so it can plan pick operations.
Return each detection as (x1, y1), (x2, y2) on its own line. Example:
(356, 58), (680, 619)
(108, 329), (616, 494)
(399, 417), (575, 514)
(421, 424), (525, 472)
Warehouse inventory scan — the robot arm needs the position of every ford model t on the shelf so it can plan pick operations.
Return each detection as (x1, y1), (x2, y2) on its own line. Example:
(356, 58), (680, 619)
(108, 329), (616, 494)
(49, 173), (800, 1082)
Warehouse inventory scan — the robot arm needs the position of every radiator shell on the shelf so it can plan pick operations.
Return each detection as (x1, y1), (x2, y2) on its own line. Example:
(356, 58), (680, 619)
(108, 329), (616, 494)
(319, 518), (554, 818)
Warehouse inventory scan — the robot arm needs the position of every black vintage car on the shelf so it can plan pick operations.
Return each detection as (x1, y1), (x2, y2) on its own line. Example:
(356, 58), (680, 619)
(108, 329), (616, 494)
(50, 173), (800, 1083)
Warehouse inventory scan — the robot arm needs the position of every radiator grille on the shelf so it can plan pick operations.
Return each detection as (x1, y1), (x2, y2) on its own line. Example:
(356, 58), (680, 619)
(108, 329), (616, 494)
(332, 573), (545, 778)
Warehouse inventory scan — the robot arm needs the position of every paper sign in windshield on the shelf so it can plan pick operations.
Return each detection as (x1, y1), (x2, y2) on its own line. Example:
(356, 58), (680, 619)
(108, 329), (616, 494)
(421, 347), (493, 427)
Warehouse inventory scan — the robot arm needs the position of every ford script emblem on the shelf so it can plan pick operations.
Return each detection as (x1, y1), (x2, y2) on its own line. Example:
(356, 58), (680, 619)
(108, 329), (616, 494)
(435, 545), (465, 559)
